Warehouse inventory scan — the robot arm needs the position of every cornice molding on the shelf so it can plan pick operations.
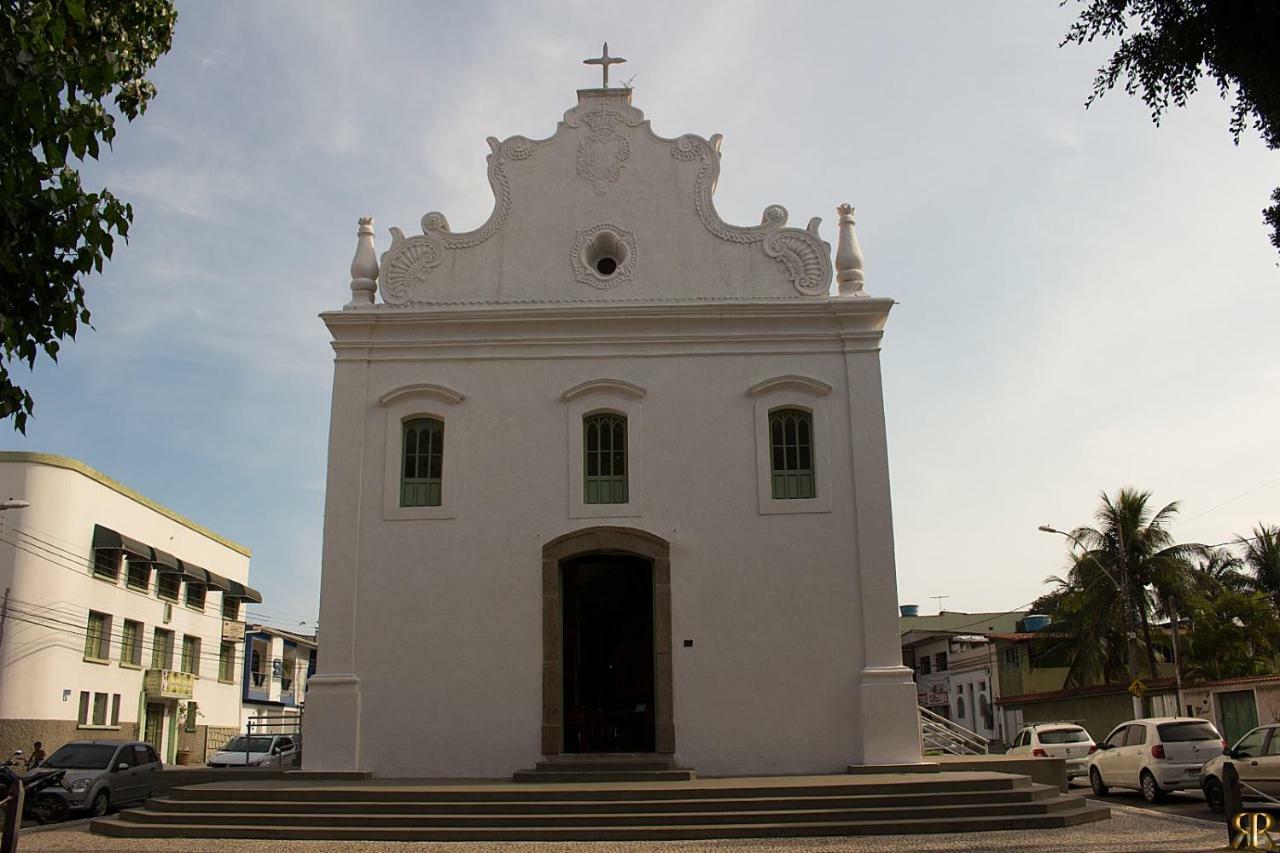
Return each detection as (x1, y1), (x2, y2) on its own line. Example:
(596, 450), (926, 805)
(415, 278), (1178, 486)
(560, 378), (647, 401)
(747, 375), (833, 398)
(378, 383), (466, 406)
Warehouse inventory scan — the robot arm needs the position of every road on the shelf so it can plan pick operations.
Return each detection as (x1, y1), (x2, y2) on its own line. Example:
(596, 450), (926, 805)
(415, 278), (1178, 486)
(1066, 777), (1277, 824)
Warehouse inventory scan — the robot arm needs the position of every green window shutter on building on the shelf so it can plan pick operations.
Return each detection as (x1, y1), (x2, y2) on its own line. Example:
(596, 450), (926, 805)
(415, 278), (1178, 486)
(769, 408), (816, 500)
(583, 413), (628, 504)
(401, 418), (444, 507)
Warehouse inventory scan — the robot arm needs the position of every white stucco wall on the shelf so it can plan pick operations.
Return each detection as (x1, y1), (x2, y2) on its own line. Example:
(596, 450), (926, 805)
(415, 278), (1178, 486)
(304, 86), (920, 777)
(0, 455), (251, 758)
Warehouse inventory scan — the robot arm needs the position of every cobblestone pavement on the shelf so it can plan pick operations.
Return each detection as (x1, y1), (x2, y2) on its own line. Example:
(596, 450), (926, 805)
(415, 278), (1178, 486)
(17, 805), (1230, 852)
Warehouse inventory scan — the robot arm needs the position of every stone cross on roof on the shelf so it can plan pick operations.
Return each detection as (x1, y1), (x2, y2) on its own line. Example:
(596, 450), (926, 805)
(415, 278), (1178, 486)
(583, 42), (626, 88)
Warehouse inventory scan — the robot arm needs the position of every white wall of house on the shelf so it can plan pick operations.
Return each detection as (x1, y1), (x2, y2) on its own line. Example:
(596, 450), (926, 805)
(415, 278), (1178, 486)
(0, 454), (252, 762)
(948, 640), (1000, 743)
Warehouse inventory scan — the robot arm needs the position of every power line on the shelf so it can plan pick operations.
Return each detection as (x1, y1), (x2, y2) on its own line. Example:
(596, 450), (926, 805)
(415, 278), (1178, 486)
(1175, 475), (1280, 527)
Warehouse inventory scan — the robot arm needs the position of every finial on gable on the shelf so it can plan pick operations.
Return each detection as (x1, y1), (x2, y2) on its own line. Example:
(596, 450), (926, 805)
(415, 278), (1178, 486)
(346, 216), (378, 309)
(835, 203), (866, 297)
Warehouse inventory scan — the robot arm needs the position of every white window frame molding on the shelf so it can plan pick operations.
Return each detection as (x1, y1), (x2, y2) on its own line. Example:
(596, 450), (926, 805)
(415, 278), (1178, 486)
(749, 375), (833, 515)
(380, 383), (465, 521)
(562, 379), (645, 520)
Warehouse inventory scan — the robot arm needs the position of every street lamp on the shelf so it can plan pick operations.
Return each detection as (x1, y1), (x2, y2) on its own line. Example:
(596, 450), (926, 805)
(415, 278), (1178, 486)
(0, 499), (29, 511)
(1039, 523), (1143, 718)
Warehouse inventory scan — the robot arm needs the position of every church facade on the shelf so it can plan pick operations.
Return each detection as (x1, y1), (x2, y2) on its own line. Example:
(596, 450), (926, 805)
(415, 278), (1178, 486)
(304, 75), (921, 777)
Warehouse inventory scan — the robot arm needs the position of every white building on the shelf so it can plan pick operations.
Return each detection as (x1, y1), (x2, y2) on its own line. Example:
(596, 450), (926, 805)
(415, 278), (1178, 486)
(240, 624), (316, 735)
(0, 452), (261, 764)
(304, 76), (920, 777)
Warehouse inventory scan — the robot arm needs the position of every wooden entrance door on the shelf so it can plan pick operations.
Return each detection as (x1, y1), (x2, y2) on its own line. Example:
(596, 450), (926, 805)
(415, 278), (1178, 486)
(562, 554), (655, 753)
(143, 702), (165, 751)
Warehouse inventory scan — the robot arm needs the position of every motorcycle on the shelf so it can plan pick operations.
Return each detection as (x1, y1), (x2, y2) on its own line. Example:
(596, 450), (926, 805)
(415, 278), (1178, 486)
(0, 751), (71, 825)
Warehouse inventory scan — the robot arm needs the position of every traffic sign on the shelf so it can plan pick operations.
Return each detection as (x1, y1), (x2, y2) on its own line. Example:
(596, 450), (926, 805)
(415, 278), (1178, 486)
(1127, 679), (1146, 698)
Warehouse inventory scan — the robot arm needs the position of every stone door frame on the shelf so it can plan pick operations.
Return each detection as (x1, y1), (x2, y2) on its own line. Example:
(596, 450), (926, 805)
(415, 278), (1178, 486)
(542, 526), (673, 755)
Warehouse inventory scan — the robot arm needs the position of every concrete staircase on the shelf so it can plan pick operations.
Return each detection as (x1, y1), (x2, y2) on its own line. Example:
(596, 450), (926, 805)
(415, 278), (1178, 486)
(90, 771), (1109, 841)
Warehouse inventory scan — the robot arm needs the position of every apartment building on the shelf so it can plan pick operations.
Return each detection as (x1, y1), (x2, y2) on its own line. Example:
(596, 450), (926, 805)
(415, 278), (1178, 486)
(241, 623), (316, 735)
(0, 453), (261, 764)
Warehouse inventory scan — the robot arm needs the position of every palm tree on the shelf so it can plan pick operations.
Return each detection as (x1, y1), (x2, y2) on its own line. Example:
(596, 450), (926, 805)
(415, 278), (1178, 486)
(1036, 488), (1201, 685)
(1066, 488), (1202, 678)
(1240, 524), (1280, 610)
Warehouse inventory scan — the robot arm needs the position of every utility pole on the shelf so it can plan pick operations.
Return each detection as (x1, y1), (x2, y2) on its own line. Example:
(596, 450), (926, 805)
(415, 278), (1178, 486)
(1169, 595), (1183, 717)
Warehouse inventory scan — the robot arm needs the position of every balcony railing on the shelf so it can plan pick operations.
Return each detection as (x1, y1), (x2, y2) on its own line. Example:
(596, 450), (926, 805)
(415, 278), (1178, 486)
(143, 669), (194, 700)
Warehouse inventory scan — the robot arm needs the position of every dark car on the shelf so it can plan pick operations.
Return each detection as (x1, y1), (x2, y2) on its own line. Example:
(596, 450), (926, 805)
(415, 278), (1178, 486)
(42, 739), (162, 816)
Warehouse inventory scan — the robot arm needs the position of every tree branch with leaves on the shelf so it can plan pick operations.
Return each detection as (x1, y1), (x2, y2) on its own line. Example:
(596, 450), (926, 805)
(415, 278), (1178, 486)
(1, 0), (177, 431)
(1062, 0), (1280, 259)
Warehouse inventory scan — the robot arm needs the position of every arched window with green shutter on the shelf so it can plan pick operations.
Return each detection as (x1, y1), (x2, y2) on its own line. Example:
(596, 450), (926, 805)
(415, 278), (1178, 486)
(769, 408), (815, 499)
(583, 412), (628, 504)
(401, 418), (444, 507)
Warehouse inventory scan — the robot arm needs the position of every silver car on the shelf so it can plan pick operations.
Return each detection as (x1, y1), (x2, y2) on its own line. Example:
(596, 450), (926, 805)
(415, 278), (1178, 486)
(42, 739), (162, 816)
(1200, 723), (1280, 813)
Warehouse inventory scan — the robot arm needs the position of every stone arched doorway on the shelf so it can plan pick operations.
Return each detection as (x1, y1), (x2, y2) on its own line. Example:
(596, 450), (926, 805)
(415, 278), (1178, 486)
(541, 526), (673, 755)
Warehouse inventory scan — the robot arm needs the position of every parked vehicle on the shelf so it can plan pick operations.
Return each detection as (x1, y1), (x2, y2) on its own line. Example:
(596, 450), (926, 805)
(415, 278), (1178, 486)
(207, 734), (298, 768)
(1006, 723), (1097, 779)
(1088, 717), (1225, 803)
(1199, 723), (1280, 813)
(41, 740), (163, 817)
(0, 751), (71, 824)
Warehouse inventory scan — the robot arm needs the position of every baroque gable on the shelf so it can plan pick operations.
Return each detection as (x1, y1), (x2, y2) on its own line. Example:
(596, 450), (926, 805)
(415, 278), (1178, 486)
(365, 88), (852, 308)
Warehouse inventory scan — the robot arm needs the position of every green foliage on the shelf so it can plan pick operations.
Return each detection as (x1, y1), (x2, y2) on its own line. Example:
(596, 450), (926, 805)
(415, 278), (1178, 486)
(1240, 524), (1280, 609)
(0, 0), (177, 432)
(1062, 0), (1280, 259)
(1036, 495), (1280, 688)
(1179, 549), (1279, 680)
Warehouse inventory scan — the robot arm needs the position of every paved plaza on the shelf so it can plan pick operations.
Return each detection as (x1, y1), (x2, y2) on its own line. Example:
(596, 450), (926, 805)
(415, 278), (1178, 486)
(18, 804), (1230, 853)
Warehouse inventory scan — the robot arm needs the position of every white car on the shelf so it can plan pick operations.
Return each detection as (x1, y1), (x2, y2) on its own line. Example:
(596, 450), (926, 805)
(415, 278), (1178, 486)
(1088, 717), (1225, 803)
(207, 734), (298, 768)
(1006, 723), (1097, 779)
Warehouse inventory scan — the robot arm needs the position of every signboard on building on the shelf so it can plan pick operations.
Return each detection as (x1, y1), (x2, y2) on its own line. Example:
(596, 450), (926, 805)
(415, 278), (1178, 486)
(144, 669), (194, 700)
(222, 619), (245, 642)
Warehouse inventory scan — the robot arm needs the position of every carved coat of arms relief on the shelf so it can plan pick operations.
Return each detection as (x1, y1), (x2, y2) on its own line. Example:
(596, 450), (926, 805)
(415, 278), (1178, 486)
(576, 107), (631, 194)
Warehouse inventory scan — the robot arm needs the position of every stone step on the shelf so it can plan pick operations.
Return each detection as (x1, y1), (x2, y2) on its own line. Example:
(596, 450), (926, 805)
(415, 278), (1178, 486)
(537, 753), (677, 770)
(116, 797), (1083, 828)
(143, 783), (1061, 814)
(514, 769), (695, 783)
(90, 803), (1111, 841)
(167, 773), (1030, 802)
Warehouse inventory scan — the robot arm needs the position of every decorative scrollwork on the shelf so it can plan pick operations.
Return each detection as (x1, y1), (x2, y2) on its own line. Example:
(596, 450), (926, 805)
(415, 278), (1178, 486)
(381, 231), (445, 305)
(763, 227), (832, 296)
(671, 133), (832, 295)
(379, 134), (539, 303)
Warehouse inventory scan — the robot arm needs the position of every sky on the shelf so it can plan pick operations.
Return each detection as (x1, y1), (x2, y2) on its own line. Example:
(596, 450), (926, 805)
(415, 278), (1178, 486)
(4, 1), (1278, 626)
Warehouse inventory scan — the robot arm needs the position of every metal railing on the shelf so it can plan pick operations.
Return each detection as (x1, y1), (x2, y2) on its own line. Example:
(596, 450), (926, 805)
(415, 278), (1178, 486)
(919, 705), (989, 755)
(243, 714), (303, 768)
